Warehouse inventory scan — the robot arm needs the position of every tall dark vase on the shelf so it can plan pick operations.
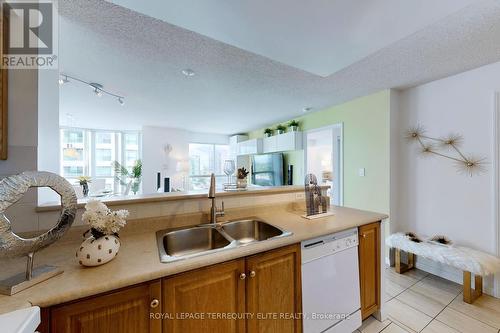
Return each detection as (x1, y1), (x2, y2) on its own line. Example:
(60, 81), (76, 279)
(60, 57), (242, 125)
(82, 183), (89, 197)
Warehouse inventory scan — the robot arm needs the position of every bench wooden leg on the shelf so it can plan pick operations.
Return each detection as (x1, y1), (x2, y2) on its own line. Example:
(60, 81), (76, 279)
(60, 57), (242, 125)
(395, 249), (414, 274)
(463, 271), (483, 304)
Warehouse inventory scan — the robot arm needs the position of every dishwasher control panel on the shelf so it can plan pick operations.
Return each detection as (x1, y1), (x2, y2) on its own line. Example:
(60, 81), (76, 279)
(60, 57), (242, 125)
(301, 228), (358, 264)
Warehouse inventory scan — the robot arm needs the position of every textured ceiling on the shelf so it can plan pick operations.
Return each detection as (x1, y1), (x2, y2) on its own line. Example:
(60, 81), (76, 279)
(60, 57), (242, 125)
(59, 0), (500, 134)
(106, 0), (476, 77)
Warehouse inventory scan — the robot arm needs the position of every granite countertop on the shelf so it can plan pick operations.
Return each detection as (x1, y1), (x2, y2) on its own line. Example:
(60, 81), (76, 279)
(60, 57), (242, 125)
(0, 204), (387, 315)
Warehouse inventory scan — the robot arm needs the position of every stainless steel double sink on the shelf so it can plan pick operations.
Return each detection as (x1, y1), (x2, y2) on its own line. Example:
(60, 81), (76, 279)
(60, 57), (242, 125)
(156, 219), (292, 263)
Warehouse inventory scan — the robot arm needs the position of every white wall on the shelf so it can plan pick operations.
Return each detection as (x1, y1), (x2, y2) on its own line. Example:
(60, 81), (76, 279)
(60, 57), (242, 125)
(38, 69), (61, 204)
(394, 61), (500, 295)
(142, 126), (229, 194)
(0, 69), (39, 232)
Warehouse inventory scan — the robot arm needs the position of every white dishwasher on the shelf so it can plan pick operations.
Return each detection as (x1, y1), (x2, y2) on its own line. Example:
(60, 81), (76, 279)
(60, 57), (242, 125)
(301, 228), (362, 333)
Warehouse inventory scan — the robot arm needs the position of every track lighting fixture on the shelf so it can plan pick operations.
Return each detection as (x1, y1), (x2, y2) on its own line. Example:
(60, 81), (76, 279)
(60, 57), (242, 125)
(59, 73), (125, 106)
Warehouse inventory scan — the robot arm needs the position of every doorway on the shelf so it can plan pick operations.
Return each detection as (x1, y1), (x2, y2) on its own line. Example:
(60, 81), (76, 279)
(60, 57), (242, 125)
(304, 124), (343, 206)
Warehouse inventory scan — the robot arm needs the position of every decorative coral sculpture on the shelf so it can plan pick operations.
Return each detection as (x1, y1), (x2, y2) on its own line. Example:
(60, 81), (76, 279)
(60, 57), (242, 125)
(407, 125), (486, 176)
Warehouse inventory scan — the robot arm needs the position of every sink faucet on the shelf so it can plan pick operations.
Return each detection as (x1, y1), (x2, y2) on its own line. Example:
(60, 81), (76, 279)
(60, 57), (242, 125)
(208, 173), (225, 224)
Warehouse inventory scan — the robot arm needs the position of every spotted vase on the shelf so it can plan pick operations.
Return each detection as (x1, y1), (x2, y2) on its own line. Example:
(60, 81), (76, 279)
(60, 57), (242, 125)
(76, 235), (120, 267)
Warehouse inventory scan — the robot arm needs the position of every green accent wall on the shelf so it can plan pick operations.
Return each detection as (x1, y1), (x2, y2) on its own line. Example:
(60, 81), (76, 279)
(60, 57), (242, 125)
(248, 90), (390, 214)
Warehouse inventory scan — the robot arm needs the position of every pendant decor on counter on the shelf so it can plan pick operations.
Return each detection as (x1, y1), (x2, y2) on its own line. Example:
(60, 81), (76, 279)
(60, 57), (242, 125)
(406, 125), (486, 176)
(76, 200), (129, 267)
(0, 171), (77, 295)
(303, 173), (332, 219)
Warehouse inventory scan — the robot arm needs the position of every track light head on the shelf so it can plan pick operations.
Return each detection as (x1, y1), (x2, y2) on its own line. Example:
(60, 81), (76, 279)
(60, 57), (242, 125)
(118, 97), (125, 106)
(58, 75), (69, 85)
(90, 83), (104, 97)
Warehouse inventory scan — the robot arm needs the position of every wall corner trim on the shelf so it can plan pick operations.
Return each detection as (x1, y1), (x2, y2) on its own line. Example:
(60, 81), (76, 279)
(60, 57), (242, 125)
(493, 92), (500, 298)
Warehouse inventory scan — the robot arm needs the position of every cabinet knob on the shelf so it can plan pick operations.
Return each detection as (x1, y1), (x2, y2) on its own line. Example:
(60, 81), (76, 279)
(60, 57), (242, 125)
(150, 299), (159, 308)
(362, 234), (367, 238)
(249, 270), (256, 278)
(239, 273), (247, 280)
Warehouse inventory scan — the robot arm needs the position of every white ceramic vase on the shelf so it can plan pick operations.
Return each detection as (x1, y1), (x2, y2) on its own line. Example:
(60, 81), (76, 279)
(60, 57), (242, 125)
(76, 235), (121, 267)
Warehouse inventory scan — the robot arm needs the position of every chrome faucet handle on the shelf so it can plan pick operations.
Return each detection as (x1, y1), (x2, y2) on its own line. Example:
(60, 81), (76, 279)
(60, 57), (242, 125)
(217, 201), (225, 217)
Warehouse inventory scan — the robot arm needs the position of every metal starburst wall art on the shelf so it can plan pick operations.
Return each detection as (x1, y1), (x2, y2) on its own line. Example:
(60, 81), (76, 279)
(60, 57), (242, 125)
(406, 125), (486, 176)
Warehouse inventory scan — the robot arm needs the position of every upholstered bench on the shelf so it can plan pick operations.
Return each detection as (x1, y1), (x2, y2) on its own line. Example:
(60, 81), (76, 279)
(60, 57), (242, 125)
(386, 233), (500, 304)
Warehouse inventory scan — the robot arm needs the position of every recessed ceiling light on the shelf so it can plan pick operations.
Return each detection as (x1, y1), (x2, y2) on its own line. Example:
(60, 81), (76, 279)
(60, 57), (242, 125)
(182, 69), (195, 77)
(303, 107), (313, 113)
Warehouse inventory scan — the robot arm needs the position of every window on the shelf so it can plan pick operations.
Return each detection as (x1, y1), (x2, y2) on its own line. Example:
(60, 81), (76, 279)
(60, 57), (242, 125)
(189, 143), (230, 190)
(63, 130), (83, 144)
(63, 166), (83, 177)
(96, 149), (112, 161)
(62, 147), (83, 161)
(96, 132), (112, 144)
(61, 129), (87, 179)
(123, 133), (140, 172)
(125, 134), (139, 145)
(60, 128), (142, 194)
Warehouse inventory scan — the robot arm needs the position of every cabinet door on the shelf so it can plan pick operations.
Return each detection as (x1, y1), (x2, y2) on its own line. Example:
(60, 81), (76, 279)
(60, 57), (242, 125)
(163, 259), (246, 333)
(275, 132), (302, 152)
(263, 136), (277, 153)
(358, 222), (381, 320)
(246, 244), (302, 333)
(50, 281), (162, 333)
(276, 132), (294, 151)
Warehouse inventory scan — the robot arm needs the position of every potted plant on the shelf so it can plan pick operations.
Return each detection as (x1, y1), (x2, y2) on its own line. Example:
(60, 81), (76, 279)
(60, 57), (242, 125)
(78, 176), (91, 197)
(276, 124), (287, 135)
(77, 200), (129, 267)
(112, 160), (142, 195)
(237, 167), (250, 189)
(264, 128), (274, 137)
(288, 120), (300, 132)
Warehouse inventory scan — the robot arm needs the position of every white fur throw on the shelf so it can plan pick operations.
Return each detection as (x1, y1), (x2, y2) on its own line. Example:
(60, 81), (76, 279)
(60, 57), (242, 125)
(386, 233), (500, 276)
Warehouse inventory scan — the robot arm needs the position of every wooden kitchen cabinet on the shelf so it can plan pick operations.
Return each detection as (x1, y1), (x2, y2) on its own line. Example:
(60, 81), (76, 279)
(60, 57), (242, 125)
(162, 244), (301, 333)
(50, 280), (162, 333)
(162, 259), (246, 333)
(246, 244), (302, 333)
(358, 222), (381, 320)
(41, 244), (302, 333)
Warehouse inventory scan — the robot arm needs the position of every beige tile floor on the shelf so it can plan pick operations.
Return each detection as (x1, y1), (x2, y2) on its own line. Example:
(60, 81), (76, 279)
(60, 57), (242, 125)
(354, 267), (500, 333)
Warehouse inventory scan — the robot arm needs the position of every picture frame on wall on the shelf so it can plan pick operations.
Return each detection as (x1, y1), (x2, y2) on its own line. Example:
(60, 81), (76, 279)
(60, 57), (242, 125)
(0, 8), (8, 160)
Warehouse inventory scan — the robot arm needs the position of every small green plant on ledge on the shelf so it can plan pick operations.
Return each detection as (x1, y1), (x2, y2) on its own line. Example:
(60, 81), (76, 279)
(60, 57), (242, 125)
(288, 120), (300, 131)
(276, 124), (287, 134)
(264, 128), (274, 137)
